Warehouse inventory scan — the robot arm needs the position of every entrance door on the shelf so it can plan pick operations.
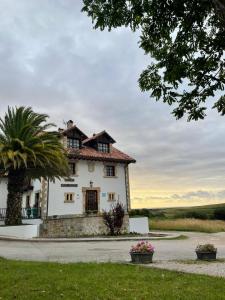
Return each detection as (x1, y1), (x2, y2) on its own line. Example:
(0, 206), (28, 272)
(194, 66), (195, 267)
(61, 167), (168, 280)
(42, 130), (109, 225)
(85, 190), (98, 213)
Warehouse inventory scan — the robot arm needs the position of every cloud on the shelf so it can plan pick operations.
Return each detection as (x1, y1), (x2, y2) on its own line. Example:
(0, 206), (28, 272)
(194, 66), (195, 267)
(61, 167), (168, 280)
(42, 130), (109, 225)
(171, 191), (212, 200)
(132, 189), (225, 208)
(0, 1), (225, 208)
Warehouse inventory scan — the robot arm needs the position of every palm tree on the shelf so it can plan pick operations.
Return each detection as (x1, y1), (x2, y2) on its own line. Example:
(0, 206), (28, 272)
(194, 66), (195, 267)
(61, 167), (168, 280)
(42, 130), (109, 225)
(0, 106), (69, 225)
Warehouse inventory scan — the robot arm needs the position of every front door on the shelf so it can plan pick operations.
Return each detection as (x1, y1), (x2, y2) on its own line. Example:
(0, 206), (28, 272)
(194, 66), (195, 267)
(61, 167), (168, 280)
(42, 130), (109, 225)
(85, 190), (98, 213)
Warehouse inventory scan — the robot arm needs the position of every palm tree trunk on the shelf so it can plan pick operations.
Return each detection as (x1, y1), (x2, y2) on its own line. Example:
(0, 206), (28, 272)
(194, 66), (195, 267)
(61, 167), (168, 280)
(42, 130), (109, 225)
(5, 169), (26, 226)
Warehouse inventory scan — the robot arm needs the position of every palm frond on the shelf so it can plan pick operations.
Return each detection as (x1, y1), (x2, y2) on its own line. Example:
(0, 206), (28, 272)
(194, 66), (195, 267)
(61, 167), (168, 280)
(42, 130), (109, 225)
(0, 106), (69, 179)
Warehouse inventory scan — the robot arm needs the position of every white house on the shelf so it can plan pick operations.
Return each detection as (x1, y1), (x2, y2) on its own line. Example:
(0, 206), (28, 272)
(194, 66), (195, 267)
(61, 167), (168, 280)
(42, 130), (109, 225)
(0, 120), (135, 237)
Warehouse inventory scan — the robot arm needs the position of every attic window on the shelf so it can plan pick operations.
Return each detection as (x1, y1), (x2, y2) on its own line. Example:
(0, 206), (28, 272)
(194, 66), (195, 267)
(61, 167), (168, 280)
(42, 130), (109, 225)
(98, 143), (109, 153)
(67, 138), (80, 149)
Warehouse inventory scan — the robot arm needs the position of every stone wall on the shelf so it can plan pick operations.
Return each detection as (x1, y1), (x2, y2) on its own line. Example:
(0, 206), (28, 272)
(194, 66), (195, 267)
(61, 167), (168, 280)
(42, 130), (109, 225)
(39, 214), (129, 238)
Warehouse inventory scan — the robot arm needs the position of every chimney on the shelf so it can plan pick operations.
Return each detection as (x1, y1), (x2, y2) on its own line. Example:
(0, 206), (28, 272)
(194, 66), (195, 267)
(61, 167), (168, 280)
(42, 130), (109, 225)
(67, 120), (74, 129)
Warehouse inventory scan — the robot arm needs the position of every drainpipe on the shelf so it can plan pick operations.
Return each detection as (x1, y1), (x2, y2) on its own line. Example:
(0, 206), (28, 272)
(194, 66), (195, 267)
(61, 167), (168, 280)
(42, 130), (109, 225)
(46, 178), (49, 219)
(124, 164), (131, 212)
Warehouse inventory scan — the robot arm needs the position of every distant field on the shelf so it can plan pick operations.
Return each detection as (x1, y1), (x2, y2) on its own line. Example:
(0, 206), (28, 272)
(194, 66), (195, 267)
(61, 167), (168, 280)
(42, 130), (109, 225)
(130, 203), (225, 232)
(153, 203), (225, 219)
(130, 203), (225, 220)
(150, 218), (225, 233)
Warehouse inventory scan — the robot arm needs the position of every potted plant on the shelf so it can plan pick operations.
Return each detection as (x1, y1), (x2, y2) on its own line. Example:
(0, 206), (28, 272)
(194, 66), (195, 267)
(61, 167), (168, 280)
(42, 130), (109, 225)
(130, 241), (154, 264)
(195, 244), (217, 261)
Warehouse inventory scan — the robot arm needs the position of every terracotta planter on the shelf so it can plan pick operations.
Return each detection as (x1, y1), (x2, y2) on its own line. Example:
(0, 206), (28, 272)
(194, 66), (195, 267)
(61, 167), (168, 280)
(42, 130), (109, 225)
(196, 251), (217, 261)
(130, 252), (154, 264)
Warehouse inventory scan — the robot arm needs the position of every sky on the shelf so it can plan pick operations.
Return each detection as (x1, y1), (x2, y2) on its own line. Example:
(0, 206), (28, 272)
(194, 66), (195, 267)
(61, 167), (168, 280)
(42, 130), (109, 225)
(0, 0), (225, 209)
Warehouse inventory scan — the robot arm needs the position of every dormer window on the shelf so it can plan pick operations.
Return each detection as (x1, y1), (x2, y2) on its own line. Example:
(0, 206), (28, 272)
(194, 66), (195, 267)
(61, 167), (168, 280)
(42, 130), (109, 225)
(98, 143), (109, 153)
(67, 138), (80, 149)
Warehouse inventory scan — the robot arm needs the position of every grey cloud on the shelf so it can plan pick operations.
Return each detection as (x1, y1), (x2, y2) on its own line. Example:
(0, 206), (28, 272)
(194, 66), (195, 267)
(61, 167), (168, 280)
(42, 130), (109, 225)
(171, 190), (225, 201)
(132, 190), (225, 209)
(0, 1), (225, 207)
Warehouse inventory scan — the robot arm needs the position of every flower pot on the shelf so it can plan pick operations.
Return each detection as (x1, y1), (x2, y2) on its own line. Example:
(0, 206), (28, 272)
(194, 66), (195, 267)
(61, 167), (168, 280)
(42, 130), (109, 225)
(130, 252), (154, 264)
(196, 251), (217, 261)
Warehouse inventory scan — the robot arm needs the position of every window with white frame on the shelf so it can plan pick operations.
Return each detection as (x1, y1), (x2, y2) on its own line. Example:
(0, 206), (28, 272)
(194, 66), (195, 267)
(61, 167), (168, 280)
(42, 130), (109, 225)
(98, 143), (109, 153)
(67, 138), (80, 149)
(64, 193), (74, 203)
(108, 192), (115, 201)
(105, 165), (116, 177)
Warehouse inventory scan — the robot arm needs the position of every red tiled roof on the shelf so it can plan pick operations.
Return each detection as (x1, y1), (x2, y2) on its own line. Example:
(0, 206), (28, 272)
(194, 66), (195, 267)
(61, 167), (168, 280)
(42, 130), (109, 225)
(67, 145), (135, 163)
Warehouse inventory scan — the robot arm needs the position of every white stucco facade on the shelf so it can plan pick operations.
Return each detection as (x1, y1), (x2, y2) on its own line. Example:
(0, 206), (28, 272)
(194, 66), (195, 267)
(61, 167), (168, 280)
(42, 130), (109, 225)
(47, 160), (128, 216)
(0, 178), (8, 208)
(0, 161), (129, 217)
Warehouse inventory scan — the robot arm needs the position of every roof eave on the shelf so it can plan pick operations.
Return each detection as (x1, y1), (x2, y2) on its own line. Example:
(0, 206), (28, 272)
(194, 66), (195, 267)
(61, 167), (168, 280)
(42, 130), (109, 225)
(67, 153), (136, 164)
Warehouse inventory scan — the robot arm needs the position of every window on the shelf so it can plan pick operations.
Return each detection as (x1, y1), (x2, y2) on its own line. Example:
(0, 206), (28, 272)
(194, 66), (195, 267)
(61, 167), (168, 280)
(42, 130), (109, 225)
(108, 192), (115, 201)
(98, 143), (109, 153)
(69, 163), (76, 175)
(67, 138), (80, 149)
(105, 165), (115, 177)
(64, 193), (74, 203)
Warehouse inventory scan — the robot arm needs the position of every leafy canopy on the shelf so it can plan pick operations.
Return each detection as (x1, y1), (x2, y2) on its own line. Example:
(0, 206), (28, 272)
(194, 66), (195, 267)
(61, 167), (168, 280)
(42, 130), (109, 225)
(82, 0), (225, 121)
(0, 106), (69, 179)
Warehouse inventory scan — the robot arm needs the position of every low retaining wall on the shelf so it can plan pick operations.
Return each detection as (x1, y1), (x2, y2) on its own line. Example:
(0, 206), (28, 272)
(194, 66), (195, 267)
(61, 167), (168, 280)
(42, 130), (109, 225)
(0, 224), (39, 238)
(23, 219), (43, 225)
(40, 215), (129, 238)
(0, 219), (43, 226)
(129, 217), (149, 234)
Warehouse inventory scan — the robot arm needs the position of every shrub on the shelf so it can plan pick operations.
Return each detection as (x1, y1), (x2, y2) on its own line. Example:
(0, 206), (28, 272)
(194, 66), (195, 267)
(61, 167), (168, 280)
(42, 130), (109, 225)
(150, 211), (166, 219)
(183, 211), (208, 220)
(214, 208), (225, 220)
(103, 202), (125, 235)
(129, 209), (165, 219)
(129, 209), (140, 216)
(129, 209), (150, 217)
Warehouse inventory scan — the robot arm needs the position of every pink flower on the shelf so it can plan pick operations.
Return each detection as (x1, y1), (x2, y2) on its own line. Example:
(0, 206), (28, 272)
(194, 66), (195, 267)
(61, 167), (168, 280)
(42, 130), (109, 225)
(130, 241), (155, 253)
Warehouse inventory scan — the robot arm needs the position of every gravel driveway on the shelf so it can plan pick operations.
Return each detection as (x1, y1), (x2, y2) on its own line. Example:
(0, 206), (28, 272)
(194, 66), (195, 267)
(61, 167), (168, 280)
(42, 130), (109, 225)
(1, 231), (225, 277)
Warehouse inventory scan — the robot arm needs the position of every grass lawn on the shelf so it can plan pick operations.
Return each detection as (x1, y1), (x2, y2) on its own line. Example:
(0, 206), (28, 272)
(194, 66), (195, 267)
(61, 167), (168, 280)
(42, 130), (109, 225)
(150, 218), (225, 233)
(1, 259), (225, 299)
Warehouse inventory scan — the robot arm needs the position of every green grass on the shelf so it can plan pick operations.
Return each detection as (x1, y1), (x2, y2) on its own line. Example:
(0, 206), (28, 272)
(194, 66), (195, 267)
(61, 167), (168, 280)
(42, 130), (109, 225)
(1, 259), (225, 299)
(150, 218), (225, 233)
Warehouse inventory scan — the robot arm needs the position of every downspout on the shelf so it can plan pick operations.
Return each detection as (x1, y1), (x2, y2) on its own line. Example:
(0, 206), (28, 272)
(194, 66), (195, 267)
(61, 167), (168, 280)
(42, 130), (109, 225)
(124, 164), (131, 212)
(46, 178), (49, 219)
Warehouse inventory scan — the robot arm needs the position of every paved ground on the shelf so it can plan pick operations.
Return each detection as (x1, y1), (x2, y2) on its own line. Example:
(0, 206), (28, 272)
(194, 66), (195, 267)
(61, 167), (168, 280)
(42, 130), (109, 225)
(1, 231), (225, 277)
(147, 261), (225, 278)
